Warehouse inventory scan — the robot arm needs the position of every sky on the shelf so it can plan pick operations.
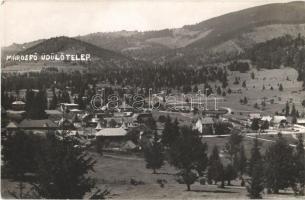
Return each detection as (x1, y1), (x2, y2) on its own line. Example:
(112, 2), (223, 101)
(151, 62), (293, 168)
(0, 0), (296, 46)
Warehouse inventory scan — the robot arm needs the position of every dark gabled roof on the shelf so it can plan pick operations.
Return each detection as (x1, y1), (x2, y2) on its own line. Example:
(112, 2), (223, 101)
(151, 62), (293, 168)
(19, 119), (58, 128)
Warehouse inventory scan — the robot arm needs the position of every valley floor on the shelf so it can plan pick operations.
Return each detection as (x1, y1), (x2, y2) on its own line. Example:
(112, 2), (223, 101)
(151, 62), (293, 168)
(1, 148), (301, 199)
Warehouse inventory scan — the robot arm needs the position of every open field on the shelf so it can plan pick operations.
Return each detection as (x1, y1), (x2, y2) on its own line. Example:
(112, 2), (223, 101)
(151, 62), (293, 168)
(192, 67), (305, 120)
(2, 151), (297, 199)
(150, 67), (305, 124)
(225, 67), (305, 116)
(2, 133), (302, 199)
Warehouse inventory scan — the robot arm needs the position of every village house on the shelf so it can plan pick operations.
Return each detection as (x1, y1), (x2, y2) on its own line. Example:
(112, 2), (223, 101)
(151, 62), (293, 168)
(6, 101), (26, 121)
(194, 117), (215, 134)
(5, 121), (18, 131)
(296, 118), (305, 126)
(261, 116), (272, 122)
(6, 119), (59, 135)
(18, 119), (58, 130)
(271, 115), (287, 128)
(95, 126), (129, 150)
(11, 100), (26, 111)
(60, 103), (79, 112)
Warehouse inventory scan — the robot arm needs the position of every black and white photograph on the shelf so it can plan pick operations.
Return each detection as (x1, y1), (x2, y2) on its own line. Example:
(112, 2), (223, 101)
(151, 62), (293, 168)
(1, 0), (305, 199)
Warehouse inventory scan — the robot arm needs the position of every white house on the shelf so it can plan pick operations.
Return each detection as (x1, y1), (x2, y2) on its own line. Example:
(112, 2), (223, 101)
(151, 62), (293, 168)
(296, 118), (305, 126)
(261, 116), (272, 122)
(272, 116), (287, 128)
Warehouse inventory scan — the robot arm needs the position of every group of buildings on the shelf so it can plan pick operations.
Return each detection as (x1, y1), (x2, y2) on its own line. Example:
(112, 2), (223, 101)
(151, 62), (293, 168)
(2, 100), (155, 151)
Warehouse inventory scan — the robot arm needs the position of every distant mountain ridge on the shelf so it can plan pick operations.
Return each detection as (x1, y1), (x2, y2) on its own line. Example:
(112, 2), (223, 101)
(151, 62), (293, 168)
(2, 1), (305, 63)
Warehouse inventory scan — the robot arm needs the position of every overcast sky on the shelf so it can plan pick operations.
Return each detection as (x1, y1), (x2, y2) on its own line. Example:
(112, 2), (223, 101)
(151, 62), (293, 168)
(1, 0), (294, 46)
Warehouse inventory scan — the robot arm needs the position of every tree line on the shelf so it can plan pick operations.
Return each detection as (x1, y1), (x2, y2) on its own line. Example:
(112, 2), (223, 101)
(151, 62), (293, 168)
(2, 130), (108, 199)
(143, 116), (305, 198)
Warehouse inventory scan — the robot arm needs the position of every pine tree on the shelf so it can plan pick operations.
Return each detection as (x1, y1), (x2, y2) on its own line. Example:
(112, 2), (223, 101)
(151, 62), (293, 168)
(77, 93), (86, 110)
(285, 102), (290, 117)
(49, 89), (58, 110)
(25, 89), (35, 113)
(207, 145), (224, 186)
(279, 84), (284, 91)
(28, 90), (47, 119)
(225, 132), (243, 162)
(302, 100), (305, 108)
(251, 72), (255, 79)
(291, 103), (296, 116)
(61, 90), (71, 103)
(264, 134), (295, 193)
(193, 85), (198, 93)
(1, 91), (10, 109)
(33, 134), (106, 199)
(291, 103), (297, 124)
(161, 116), (179, 147)
(143, 132), (164, 174)
(243, 97), (248, 104)
(217, 86), (222, 95)
(261, 120), (269, 130)
(236, 144), (247, 176)
(293, 134), (305, 195)
(248, 137), (261, 176)
(222, 70), (228, 88)
(251, 119), (260, 131)
(224, 164), (238, 186)
(247, 137), (264, 199)
(2, 131), (43, 179)
(169, 126), (208, 191)
(233, 77), (239, 85)
(242, 80), (247, 88)
(227, 88), (232, 94)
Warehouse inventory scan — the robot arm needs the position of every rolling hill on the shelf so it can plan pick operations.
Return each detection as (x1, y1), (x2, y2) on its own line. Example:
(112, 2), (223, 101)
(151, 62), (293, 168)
(20, 36), (133, 61)
(77, 1), (305, 59)
(2, 36), (139, 72)
(2, 1), (305, 63)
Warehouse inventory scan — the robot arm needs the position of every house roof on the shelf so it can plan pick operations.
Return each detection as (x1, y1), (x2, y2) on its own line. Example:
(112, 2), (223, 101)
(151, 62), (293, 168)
(122, 140), (137, 150)
(12, 101), (25, 105)
(60, 103), (79, 106)
(70, 109), (82, 112)
(95, 122), (103, 130)
(45, 110), (62, 115)
(6, 110), (26, 115)
(19, 119), (58, 128)
(95, 127), (127, 137)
